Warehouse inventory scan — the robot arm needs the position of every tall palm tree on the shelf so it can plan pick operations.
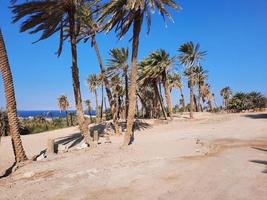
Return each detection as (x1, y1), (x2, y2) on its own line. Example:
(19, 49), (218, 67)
(193, 65), (208, 112)
(57, 95), (70, 126)
(220, 86), (232, 108)
(139, 49), (175, 120)
(12, 0), (92, 146)
(98, 0), (179, 146)
(77, 3), (117, 124)
(107, 47), (129, 119)
(84, 99), (92, 122)
(0, 29), (28, 163)
(168, 73), (186, 112)
(138, 58), (167, 120)
(87, 74), (101, 123)
(178, 42), (206, 118)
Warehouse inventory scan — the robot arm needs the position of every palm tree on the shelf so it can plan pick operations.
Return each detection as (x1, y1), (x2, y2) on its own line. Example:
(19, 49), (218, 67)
(84, 99), (92, 122)
(178, 42), (206, 118)
(57, 95), (70, 126)
(87, 74), (101, 123)
(193, 65), (208, 112)
(0, 29), (28, 163)
(168, 73), (186, 112)
(139, 49), (175, 120)
(202, 83), (214, 111)
(77, 3), (117, 125)
(12, 0), (92, 146)
(98, 0), (179, 146)
(110, 75), (123, 127)
(220, 86), (232, 108)
(107, 47), (129, 119)
(138, 58), (167, 120)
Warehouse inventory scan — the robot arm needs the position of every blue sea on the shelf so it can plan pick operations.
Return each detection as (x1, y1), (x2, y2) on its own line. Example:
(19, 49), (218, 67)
(17, 110), (96, 118)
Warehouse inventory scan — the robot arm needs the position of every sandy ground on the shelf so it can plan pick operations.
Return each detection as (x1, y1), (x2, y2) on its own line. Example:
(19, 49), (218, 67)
(0, 112), (266, 200)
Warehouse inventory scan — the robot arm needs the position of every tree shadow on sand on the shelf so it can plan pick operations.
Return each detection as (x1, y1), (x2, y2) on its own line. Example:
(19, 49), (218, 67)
(54, 132), (83, 152)
(250, 147), (267, 173)
(0, 162), (16, 179)
(120, 119), (152, 132)
(124, 120), (152, 145)
(244, 113), (267, 119)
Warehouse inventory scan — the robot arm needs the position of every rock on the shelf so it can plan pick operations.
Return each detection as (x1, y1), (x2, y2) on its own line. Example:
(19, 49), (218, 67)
(57, 144), (68, 153)
(23, 171), (35, 178)
(76, 142), (88, 150)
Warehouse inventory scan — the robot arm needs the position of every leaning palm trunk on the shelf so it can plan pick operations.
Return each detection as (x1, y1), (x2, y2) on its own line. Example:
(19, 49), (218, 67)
(153, 81), (168, 120)
(189, 73), (194, 118)
(162, 71), (173, 120)
(123, 15), (142, 146)
(68, 14), (92, 146)
(91, 36), (120, 134)
(0, 29), (27, 163)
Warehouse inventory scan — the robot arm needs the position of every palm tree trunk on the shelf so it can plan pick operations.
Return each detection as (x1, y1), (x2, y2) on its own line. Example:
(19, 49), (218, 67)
(162, 71), (173, 120)
(89, 107), (92, 122)
(153, 81), (168, 120)
(136, 98), (139, 117)
(94, 90), (99, 123)
(124, 67), (129, 120)
(65, 111), (69, 126)
(194, 94), (198, 112)
(179, 87), (186, 112)
(0, 28), (27, 163)
(189, 73), (194, 118)
(68, 13), (92, 146)
(123, 14), (142, 146)
(91, 35), (119, 134)
(104, 97), (107, 120)
(100, 83), (104, 121)
(197, 84), (202, 112)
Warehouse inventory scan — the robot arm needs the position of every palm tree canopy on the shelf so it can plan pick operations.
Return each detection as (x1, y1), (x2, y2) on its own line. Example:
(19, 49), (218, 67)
(58, 95), (69, 111)
(168, 72), (182, 89)
(138, 49), (175, 84)
(77, 1), (100, 43)
(178, 42), (207, 68)
(84, 99), (91, 109)
(107, 47), (129, 71)
(220, 86), (232, 99)
(87, 73), (101, 92)
(97, 0), (180, 38)
(11, 0), (92, 56)
(193, 65), (208, 86)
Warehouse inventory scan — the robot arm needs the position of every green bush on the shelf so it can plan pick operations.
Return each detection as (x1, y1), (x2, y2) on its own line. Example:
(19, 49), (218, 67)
(227, 92), (267, 112)
(0, 110), (9, 136)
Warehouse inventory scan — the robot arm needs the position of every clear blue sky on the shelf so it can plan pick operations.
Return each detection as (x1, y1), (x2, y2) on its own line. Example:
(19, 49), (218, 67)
(0, 0), (267, 110)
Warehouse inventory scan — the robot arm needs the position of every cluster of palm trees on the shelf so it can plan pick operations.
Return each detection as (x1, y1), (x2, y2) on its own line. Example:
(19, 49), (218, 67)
(84, 42), (214, 127)
(0, 0), (180, 164)
(219, 87), (267, 112)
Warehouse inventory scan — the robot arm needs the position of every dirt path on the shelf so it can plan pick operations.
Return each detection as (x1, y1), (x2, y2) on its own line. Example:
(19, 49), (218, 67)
(0, 112), (266, 200)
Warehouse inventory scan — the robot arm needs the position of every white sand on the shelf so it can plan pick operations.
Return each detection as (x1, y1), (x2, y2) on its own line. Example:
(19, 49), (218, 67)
(0, 112), (266, 200)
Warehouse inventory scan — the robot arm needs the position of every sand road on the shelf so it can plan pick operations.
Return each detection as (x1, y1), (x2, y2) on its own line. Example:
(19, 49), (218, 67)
(0, 112), (266, 200)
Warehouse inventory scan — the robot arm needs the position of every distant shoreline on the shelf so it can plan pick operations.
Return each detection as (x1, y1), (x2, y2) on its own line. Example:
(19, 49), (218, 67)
(16, 110), (96, 118)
